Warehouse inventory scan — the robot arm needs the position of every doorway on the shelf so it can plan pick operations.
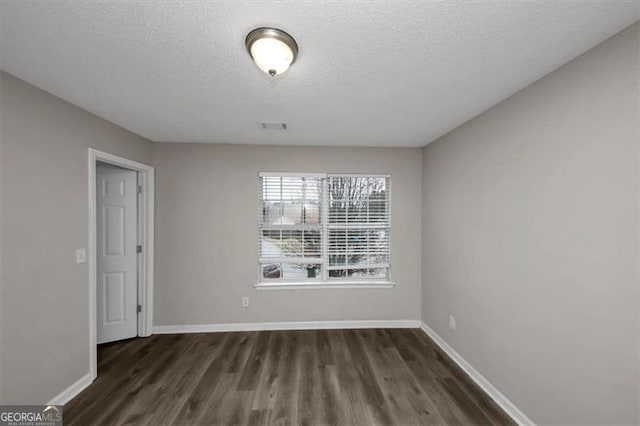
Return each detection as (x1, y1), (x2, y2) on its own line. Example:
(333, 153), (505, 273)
(88, 149), (154, 380)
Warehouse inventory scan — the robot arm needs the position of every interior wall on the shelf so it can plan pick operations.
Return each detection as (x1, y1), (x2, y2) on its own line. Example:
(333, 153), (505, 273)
(0, 71), (153, 403)
(421, 23), (639, 424)
(152, 143), (422, 326)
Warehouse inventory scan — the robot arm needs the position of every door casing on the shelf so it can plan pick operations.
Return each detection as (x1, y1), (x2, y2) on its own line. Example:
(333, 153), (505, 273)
(88, 148), (154, 380)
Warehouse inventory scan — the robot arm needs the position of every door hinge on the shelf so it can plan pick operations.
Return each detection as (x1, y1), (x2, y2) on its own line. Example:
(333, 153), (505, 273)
(137, 304), (142, 313)
(136, 245), (142, 253)
(137, 185), (143, 194)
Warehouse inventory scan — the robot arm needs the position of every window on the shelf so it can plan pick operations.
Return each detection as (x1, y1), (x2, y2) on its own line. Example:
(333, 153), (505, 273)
(258, 173), (391, 286)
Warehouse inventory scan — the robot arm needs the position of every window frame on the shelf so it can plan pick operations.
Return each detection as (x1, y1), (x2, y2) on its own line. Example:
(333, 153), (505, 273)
(256, 172), (394, 290)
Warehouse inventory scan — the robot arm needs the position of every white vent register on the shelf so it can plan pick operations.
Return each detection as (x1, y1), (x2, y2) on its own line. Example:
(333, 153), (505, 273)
(259, 121), (287, 130)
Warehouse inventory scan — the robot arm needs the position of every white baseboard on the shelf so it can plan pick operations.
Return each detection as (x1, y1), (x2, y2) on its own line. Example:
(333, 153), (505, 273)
(153, 319), (421, 334)
(420, 322), (534, 426)
(47, 373), (93, 406)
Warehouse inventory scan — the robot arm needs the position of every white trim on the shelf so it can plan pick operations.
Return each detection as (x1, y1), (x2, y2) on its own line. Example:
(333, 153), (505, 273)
(420, 322), (535, 426)
(88, 148), (154, 380)
(326, 263), (389, 270)
(259, 257), (324, 264)
(137, 164), (155, 339)
(154, 320), (420, 334)
(254, 281), (395, 290)
(258, 173), (392, 284)
(260, 224), (323, 231)
(328, 173), (391, 178)
(47, 373), (93, 406)
(321, 177), (329, 281)
(259, 171), (326, 178)
(258, 172), (392, 179)
(325, 223), (389, 229)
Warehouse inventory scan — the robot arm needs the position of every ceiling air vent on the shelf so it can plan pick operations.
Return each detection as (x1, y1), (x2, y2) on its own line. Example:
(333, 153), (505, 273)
(259, 121), (287, 130)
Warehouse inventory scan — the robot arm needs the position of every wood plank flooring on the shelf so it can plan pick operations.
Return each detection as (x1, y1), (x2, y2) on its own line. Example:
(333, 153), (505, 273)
(64, 329), (514, 425)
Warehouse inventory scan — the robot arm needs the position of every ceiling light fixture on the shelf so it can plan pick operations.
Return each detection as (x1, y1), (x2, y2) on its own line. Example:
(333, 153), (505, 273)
(245, 27), (298, 77)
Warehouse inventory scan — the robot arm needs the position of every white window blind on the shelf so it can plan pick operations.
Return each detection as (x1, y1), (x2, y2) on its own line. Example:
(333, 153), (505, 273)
(259, 173), (391, 283)
(327, 176), (390, 280)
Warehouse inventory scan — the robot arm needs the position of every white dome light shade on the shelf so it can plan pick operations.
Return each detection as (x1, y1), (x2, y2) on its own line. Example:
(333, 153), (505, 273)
(246, 28), (298, 77)
(250, 38), (294, 75)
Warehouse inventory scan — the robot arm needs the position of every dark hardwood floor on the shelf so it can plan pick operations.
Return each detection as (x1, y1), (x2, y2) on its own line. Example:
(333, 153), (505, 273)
(65, 329), (514, 425)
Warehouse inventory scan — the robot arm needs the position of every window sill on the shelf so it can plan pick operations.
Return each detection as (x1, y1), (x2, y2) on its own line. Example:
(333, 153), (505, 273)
(254, 281), (396, 290)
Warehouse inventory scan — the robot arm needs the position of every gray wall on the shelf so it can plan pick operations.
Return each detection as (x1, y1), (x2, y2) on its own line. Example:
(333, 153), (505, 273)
(152, 144), (422, 326)
(421, 23), (639, 424)
(0, 71), (153, 403)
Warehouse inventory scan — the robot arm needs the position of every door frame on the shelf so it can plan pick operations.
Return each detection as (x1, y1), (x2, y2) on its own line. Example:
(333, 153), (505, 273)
(88, 148), (154, 380)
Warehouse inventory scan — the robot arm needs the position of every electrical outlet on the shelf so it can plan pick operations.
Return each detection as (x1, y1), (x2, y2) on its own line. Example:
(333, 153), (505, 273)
(449, 315), (456, 330)
(242, 297), (249, 308)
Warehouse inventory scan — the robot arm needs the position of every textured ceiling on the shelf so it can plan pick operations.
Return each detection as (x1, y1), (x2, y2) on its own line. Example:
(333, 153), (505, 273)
(1, 2), (638, 147)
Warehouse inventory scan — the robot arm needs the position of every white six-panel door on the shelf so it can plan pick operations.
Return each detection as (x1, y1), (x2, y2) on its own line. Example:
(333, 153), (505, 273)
(96, 164), (138, 344)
